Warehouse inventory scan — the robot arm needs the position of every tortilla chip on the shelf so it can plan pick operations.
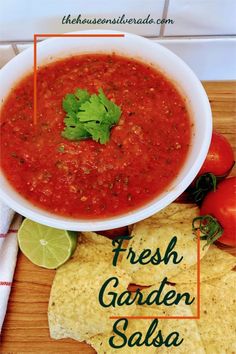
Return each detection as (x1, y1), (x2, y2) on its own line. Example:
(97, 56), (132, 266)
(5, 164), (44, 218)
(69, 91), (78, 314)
(138, 284), (204, 353)
(150, 203), (196, 220)
(135, 282), (195, 314)
(140, 205), (199, 229)
(88, 299), (205, 354)
(61, 232), (114, 272)
(168, 206), (199, 222)
(48, 261), (135, 341)
(177, 272), (236, 353)
(120, 221), (208, 286)
(160, 303), (205, 354)
(170, 245), (236, 284)
(87, 306), (166, 354)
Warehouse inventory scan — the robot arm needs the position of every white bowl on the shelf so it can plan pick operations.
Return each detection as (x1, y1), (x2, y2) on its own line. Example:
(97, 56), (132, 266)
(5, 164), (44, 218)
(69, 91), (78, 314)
(0, 30), (212, 231)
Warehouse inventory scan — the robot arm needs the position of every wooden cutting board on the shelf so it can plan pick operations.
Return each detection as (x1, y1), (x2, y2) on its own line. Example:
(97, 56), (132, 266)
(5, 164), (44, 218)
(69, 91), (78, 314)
(1, 81), (236, 354)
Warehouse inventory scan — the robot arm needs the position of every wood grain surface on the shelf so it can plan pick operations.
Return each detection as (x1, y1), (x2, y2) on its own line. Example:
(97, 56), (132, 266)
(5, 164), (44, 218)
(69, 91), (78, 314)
(0, 81), (236, 354)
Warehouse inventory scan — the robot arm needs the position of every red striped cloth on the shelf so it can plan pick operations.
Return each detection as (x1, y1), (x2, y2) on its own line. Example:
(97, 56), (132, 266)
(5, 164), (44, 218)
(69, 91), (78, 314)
(0, 202), (22, 332)
(0, 230), (18, 238)
(0, 281), (12, 286)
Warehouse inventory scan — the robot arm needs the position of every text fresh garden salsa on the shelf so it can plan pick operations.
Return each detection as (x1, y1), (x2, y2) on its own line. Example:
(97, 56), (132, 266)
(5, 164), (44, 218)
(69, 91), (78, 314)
(0, 54), (192, 218)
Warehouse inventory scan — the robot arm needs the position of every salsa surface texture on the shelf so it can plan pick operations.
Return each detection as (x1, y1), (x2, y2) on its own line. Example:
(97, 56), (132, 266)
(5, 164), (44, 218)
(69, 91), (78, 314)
(0, 54), (192, 218)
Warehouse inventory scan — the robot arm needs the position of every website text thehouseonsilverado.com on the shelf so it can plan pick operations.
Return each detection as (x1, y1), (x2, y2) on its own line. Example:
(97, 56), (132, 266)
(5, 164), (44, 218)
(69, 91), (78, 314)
(62, 14), (174, 25)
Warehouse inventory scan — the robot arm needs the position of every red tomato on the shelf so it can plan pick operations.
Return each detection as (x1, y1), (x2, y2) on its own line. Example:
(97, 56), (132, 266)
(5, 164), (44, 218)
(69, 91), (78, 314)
(200, 177), (236, 246)
(198, 132), (234, 176)
(99, 226), (129, 239)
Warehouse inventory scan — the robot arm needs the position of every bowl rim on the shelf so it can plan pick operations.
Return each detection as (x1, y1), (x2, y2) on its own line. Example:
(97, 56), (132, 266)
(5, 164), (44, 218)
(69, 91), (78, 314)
(0, 29), (212, 231)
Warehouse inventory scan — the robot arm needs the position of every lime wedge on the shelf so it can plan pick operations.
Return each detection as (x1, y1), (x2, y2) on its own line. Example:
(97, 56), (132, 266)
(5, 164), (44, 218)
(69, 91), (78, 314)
(18, 219), (78, 269)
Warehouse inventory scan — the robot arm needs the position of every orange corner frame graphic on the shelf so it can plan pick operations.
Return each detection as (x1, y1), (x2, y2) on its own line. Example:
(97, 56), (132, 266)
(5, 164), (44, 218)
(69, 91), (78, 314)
(33, 33), (200, 320)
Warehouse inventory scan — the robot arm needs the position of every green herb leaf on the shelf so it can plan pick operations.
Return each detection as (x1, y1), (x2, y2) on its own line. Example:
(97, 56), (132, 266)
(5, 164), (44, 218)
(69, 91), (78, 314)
(98, 88), (121, 125)
(64, 111), (79, 126)
(84, 121), (111, 144)
(79, 94), (107, 122)
(62, 123), (91, 141)
(74, 89), (90, 104)
(61, 88), (122, 144)
(62, 94), (80, 113)
(192, 214), (223, 249)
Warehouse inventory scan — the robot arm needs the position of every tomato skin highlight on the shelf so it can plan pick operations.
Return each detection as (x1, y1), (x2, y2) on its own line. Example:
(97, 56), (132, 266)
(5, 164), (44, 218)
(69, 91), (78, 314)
(198, 132), (234, 177)
(200, 177), (236, 247)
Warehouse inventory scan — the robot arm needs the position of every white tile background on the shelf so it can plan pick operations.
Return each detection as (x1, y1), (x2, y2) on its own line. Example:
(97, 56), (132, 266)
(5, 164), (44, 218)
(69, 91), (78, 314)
(0, 0), (236, 80)
(165, 0), (236, 36)
(0, 0), (165, 40)
(159, 38), (236, 80)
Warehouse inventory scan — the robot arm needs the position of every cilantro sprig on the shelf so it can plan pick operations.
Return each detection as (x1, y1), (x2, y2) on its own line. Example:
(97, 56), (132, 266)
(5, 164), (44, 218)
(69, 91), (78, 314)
(61, 88), (122, 144)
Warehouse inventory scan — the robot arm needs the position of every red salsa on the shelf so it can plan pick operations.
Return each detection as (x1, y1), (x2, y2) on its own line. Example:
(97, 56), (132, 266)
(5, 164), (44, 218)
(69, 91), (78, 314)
(0, 54), (192, 218)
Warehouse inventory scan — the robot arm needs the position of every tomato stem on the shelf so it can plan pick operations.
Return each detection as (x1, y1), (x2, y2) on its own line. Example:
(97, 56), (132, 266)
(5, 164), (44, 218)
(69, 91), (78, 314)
(192, 215), (223, 249)
(192, 173), (217, 204)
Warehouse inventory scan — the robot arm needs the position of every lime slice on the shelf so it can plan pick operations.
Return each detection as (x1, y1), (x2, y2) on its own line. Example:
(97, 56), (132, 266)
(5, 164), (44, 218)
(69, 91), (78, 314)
(18, 219), (78, 269)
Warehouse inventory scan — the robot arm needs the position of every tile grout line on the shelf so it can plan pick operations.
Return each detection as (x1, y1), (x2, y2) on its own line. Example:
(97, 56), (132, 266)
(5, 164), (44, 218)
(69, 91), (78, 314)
(11, 43), (19, 55)
(160, 0), (170, 37)
(156, 34), (236, 39)
(0, 34), (236, 45)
